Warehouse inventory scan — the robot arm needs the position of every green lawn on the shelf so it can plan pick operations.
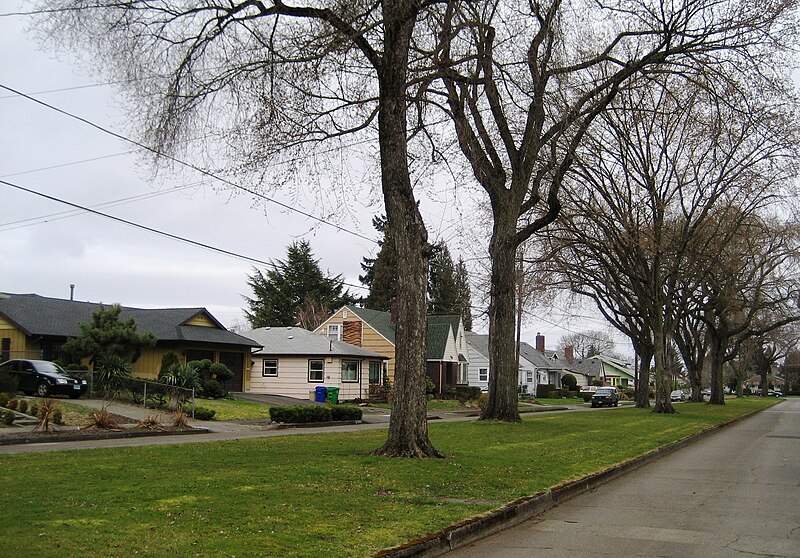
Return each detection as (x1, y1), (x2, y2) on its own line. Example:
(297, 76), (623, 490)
(190, 397), (271, 420)
(0, 398), (778, 558)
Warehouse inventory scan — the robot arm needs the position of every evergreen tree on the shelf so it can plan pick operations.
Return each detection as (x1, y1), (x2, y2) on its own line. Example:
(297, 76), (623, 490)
(359, 215), (397, 311)
(454, 257), (473, 330)
(62, 304), (156, 365)
(244, 240), (355, 327)
(428, 241), (459, 315)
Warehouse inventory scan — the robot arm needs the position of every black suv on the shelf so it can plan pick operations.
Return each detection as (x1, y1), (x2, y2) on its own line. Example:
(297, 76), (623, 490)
(591, 386), (620, 408)
(0, 359), (87, 398)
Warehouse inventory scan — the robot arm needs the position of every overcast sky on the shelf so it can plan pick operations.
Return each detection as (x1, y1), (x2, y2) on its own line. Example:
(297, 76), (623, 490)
(0, 3), (632, 356)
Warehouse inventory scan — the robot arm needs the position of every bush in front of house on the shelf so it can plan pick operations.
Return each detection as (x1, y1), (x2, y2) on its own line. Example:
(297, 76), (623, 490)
(190, 407), (216, 421)
(201, 378), (226, 399)
(268, 405), (365, 424)
(456, 386), (482, 401)
(3, 410), (15, 425)
(330, 406), (363, 421)
(17, 399), (28, 414)
(29, 403), (39, 417)
(536, 384), (551, 398)
(6, 398), (18, 411)
(0, 392), (9, 408)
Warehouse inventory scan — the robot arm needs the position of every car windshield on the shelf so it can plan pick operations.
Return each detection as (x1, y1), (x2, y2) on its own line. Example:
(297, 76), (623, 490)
(35, 361), (68, 375)
(595, 388), (613, 395)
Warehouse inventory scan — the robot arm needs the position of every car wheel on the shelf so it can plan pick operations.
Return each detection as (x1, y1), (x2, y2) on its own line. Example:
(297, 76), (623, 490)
(614, 401), (618, 407)
(36, 381), (49, 397)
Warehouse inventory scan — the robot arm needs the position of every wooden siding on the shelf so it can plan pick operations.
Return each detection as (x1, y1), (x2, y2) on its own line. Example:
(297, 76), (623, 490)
(316, 308), (396, 384)
(183, 313), (217, 327)
(0, 324), (33, 360)
(248, 355), (369, 400)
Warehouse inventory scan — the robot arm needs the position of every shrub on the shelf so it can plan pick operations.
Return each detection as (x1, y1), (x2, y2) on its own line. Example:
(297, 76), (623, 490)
(3, 411), (14, 425)
(137, 414), (163, 430)
(95, 353), (133, 396)
(191, 407), (216, 421)
(561, 373), (578, 390)
(0, 393), (8, 407)
(172, 410), (190, 428)
(478, 393), (489, 411)
(201, 378), (226, 399)
(330, 406), (362, 421)
(36, 399), (61, 432)
(425, 377), (436, 396)
(29, 403), (39, 417)
(85, 405), (118, 430)
(455, 386), (481, 401)
(147, 391), (169, 409)
(53, 409), (63, 425)
(6, 398), (18, 411)
(159, 351), (181, 377)
(269, 405), (332, 424)
(17, 399), (28, 414)
(536, 384), (551, 398)
(210, 363), (233, 383)
(0, 371), (18, 394)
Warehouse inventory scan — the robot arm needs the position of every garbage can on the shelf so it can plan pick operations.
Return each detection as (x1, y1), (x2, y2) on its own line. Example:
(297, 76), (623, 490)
(326, 386), (340, 405)
(315, 386), (327, 403)
(309, 389), (316, 402)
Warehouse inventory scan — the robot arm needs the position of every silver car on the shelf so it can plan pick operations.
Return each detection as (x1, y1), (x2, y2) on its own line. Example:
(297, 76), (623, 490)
(670, 390), (686, 402)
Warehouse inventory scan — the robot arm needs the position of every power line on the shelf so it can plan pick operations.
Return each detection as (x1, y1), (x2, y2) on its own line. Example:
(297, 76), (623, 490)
(0, 151), (135, 178)
(0, 83), (379, 245)
(0, 178), (369, 292)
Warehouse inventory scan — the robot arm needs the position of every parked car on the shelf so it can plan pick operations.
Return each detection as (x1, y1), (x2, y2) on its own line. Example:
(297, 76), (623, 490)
(0, 359), (87, 398)
(591, 387), (619, 407)
(701, 388), (711, 397)
(579, 385), (598, 402)
(768, 389), (784, 397)
(670, 390), (686, 402)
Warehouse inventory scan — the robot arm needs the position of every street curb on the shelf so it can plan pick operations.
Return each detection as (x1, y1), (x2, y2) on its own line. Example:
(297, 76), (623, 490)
(0, 426), (210, 446)
(372, 402), (778, 558)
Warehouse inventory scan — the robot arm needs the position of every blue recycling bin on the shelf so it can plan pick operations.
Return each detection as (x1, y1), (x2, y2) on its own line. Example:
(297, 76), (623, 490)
(315, 386), (328, 403)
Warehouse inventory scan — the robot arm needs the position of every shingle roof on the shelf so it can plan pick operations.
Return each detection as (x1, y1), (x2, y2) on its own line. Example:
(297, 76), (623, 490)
(465, 332), (489, 359)
(245, 327), (389, 359)
(0, 293), (260, 348)
(426, 322), (452, 360)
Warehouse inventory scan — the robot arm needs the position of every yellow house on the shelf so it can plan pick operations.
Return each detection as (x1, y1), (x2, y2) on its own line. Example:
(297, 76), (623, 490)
(0, 292), (261, 391)
(315, 305), (470, 396)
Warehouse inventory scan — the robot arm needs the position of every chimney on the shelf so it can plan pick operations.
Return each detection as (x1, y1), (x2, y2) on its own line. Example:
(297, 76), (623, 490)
(390, 297), (398, 325)
(535, 332), (545, 353)
(343, 320), (362, 346)
(565, 345), (574, 364)
(69, 284), (75, 301)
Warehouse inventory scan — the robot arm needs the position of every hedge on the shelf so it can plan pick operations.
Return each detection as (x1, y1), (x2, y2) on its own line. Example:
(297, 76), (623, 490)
(269, 405), (362, 424)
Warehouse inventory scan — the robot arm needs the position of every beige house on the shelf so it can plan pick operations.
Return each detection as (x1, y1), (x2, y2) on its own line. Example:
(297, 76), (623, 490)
(244, 326), (389, 400)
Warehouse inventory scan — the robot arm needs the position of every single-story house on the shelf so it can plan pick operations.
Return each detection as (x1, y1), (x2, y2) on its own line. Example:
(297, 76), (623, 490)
(244, 326), (389, 400)
(572, 354), (636, 388)
(518, 333), (592, 389)
(0, 292), (261, 391)
(465, 332), (547, 394)
(315, 305), (470, 396)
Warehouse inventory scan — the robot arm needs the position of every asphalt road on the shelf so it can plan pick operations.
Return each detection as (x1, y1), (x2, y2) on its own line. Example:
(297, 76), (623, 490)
(450, 398), (800, 558)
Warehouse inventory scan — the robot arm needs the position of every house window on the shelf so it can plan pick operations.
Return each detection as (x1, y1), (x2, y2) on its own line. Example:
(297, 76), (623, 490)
(457, 363), (468, 384)
(327, 324), (341, 340)
(1, 338), (10, 362)
(308, 360), (324, 382)
(262, 359), (278, 377)
(341, 360), (359, 383)
(526, 371), (534, 384)
(479, 368), (488, 382)
(368, 361), (381, 385)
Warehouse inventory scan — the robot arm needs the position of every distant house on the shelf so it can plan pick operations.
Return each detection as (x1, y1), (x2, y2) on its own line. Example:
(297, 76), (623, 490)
(518, 333), (592, 389)
(243, 326), (389, 400)
(572, 354), (636, 388)
(315, 305), (470, 396)
(0, 292), (261, 391)
(465, 332), (547, 394)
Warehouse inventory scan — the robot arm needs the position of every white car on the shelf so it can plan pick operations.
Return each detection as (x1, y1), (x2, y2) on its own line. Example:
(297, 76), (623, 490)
(670, 390), (686, 402)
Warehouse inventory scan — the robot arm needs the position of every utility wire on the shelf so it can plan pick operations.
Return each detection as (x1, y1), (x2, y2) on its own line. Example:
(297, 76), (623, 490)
(0, 178), (369, 291)
(0, 83), (379, 244)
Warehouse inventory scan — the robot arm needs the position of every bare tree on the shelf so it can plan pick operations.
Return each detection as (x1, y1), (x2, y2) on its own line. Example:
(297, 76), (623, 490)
(559, 330), (617, 359)
(37, 0), (442, 457)
(424, 0), (799, 420)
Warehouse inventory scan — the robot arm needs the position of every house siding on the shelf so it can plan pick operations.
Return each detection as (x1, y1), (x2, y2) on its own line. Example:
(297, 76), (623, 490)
(316, 308), (396, 384)
(249, 355), (368, 400)
(0, 321), (33, 360)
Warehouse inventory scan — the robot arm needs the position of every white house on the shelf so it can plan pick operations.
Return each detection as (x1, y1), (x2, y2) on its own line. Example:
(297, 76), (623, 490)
(244, 326), (389, 401)
(465, 332), (546, 394)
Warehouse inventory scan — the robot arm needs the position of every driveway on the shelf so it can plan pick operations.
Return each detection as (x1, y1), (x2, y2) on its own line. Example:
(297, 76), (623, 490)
(231, 391), (316, 406)
(449, 398), (800, 557)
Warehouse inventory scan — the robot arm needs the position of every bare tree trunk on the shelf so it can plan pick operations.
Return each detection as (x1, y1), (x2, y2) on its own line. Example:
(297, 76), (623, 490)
(635, 343), (653, 408)
(482, 217), (521, 422)
(652, 317), (676, 413)
(372, 2), (442, 458)
(707, 330), (727, 405)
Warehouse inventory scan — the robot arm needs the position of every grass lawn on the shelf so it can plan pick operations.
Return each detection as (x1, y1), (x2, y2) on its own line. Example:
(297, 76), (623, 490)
(190, 397), (272, 420)
(0, 398), (778, 558)
(528, 397), (587, 406)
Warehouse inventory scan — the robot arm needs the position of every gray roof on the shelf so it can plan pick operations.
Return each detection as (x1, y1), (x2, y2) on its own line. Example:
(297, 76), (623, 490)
(465, 331), (489, 359)
(245, 326), (389, 359)
(0, 292), (260, 348)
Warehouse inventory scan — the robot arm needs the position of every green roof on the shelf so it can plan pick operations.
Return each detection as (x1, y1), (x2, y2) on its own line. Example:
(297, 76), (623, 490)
(426, 323), (452, 360)
(345, 305), (396, 344)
